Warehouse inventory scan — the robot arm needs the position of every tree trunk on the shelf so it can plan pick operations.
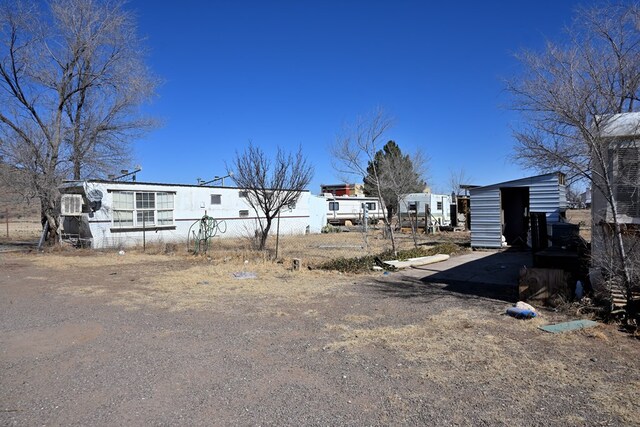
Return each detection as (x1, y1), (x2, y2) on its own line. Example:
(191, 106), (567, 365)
(40, 195), (60, 244)
(259, 217), (273, 250)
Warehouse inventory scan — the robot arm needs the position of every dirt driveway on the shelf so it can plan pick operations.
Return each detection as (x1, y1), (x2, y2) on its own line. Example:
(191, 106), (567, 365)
(1, 251), (639, 426)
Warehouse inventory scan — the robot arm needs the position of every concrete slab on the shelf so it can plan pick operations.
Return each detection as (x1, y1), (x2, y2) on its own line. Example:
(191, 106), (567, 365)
(400, 250), (532, 287)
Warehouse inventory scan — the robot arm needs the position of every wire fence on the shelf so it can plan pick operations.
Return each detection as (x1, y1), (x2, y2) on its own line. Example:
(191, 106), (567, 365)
(1, 215), (471, 267)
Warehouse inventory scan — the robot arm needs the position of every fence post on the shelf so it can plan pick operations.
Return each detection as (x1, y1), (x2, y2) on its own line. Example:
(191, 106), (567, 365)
(5, 208), (8, 238)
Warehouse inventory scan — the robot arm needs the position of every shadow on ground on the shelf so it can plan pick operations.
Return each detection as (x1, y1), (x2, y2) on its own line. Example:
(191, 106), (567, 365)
(367, 249), (533, 303)
(0, 241), (39, 253)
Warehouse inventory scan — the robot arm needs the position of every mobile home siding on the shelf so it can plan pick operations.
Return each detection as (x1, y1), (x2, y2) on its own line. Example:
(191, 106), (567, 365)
(60, 180), (320, 249)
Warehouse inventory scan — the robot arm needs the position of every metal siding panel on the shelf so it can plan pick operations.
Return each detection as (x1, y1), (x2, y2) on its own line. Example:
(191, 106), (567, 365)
(470, 188), (502, 248)
(470, 173), (566, 248)
(528, 174), (566, 225)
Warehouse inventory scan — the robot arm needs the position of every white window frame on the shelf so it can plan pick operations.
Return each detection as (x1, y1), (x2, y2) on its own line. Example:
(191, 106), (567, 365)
(112, 190), (174, 228)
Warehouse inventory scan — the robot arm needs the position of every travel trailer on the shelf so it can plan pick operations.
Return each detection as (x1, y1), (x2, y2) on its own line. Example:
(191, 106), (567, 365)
(323, 194), (385, 225)
(398, 193), (453, 230)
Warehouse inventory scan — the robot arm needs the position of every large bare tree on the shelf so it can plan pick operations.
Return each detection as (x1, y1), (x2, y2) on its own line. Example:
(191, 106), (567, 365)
(228, 143), (313, 251)
(331, 108), (400, 253)
(0, 0), (158, 242)
(507, 3), (640, 307)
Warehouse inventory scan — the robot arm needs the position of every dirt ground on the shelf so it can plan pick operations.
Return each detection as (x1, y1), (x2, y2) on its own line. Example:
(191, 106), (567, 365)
(1, 250), (639, 426)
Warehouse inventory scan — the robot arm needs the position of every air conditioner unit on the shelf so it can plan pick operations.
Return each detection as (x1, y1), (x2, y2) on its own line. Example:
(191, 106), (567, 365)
(61, 194), (83, 216)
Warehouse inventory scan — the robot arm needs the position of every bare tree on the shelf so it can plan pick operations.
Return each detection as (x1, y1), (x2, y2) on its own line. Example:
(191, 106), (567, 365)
(364, 140), (427, 222)
(507, 3), (640, 308)
(449, 168), (472, 197)
(331, 108), (399, 254)
(378, 147), (428, 247)
(228, 143), (313, 251)
(0, 0), (158, 242)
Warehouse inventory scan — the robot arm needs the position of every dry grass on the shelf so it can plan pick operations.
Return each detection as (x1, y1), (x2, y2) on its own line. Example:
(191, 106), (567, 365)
(566, 208), (591, 242)
(0, 216), (41, 242)
(326, 308), (639, 424)
(53, 252), (358, 312)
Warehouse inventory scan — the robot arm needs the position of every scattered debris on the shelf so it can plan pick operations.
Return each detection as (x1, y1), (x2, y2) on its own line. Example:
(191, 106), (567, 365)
(118, 250), (125, 255)
(372, 265), (383, 271)
(292, 258), (301, 271)
(538, 319), (599, 333)
(506, 301), (538, 319)
(506, 306), (537, 319)
(232, 272), (257, 280)
(197, 281), (210, 285)
(515, 301), (537, 313)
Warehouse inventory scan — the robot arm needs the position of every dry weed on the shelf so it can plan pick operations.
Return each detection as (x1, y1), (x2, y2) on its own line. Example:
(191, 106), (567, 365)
(326, 308), (639, 424)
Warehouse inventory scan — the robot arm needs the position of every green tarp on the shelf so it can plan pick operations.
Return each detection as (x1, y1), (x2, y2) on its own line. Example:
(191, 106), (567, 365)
(538, 320), (599, 333)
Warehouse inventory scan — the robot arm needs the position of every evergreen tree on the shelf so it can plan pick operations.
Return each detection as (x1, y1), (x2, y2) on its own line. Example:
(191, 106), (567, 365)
(363, 141), (426, 220)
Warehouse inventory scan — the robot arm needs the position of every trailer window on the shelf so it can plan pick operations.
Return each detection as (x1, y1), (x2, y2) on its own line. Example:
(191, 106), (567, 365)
(437, 201), (443, 210)
(365, 202), (376, 210)
(329, 202), (339, 211)
(211, 194), (222, 205)
(112, 191), (174, 228)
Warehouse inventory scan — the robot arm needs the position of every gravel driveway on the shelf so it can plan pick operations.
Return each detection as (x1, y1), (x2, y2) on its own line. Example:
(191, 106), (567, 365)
(1, 252), (639, 426)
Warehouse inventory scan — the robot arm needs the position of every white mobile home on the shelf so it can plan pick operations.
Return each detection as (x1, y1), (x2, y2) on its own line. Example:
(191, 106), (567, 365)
(59, 180), (321, 249)
(323, 194), (385, 225)
(398, 193), (453, 227)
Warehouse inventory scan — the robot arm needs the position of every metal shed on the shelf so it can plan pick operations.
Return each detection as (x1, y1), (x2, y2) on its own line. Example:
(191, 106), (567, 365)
(470, 172), (567, 248)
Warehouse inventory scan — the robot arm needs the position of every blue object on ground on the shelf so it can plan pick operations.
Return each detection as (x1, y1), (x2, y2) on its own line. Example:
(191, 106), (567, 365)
(506, 307), (537, 319)
(538, 319), (598, 333)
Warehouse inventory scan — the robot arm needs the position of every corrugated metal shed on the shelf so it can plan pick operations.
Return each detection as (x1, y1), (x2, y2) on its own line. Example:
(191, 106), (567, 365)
(470, 172), (567, 248)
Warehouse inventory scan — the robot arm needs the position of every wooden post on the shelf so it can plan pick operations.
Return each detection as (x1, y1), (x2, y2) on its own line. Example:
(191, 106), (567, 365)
(275, 210), (281, 259)
(5, 208), (8, 238)
(142, 214), (146, 252)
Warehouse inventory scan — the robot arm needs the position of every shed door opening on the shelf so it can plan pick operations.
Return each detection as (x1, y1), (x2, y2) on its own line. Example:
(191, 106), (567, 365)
(500, 187), (530, 246)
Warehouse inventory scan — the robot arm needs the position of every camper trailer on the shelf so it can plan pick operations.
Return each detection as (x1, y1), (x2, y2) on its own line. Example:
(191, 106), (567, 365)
(398, 193), (453, 230)
(324, 194), (385, 225)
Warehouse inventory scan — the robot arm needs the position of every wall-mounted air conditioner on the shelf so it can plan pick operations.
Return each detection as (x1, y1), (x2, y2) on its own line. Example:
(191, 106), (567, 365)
(61, 194), (83, 216)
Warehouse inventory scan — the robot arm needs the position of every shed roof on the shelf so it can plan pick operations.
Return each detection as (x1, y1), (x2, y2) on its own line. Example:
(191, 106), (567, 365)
(470, 172), (564, 193)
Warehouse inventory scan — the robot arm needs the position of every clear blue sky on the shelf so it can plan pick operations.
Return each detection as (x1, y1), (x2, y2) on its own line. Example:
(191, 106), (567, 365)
(127, 0), (587, 194)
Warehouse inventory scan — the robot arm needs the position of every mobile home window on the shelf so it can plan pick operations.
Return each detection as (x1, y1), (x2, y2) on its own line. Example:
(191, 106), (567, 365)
(436, 201), (443, 210)
(239, 190), (248, 198)
(239, 209), (249, 217)
(112, 191), (174, 228)
(329, 201), (339, 211)
(365, 202), (376, 211)
(211, 194), (222, 205)
(612, 144), (640, 217)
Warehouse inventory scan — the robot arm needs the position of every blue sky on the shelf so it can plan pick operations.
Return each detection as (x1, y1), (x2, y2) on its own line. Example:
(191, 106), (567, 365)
(128, 0), (586, 194)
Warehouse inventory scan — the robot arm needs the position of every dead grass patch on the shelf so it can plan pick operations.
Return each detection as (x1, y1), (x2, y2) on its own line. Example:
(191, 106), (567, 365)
(25, 251), (178, 270)
(57, 258), (357, 312)
(327, 308), (639, 423)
